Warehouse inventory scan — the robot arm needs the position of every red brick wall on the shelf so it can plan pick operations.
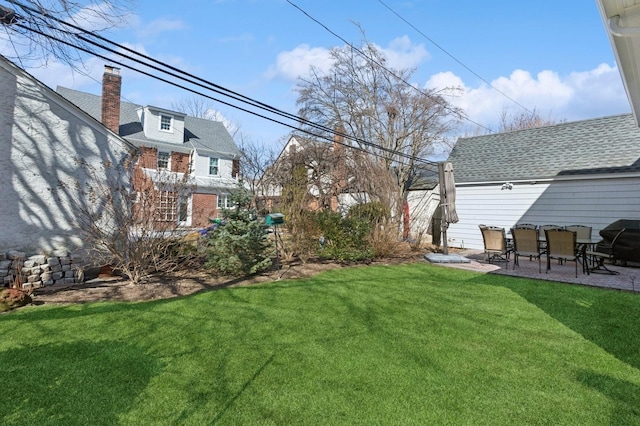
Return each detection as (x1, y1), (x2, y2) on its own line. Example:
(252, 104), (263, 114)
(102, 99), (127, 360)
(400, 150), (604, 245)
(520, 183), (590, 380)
(171, 152), (190, 173)
(138, 147), (157, 169)
(101, 67), (121, 134)
(192, 193), (218, 228)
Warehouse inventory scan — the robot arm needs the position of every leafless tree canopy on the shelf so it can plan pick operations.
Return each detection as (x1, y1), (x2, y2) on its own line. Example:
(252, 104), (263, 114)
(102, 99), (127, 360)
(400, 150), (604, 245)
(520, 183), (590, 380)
(498, 107), (563, 133)
(295, 38), (462, 226)
(0, 0), (132, 68)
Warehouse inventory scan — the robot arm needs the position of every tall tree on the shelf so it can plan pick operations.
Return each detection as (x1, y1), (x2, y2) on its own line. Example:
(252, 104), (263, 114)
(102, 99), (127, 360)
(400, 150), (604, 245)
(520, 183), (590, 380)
(0, 0), (132, 68)
(498, 107), (562, 133)
(295, 38), (462, 232)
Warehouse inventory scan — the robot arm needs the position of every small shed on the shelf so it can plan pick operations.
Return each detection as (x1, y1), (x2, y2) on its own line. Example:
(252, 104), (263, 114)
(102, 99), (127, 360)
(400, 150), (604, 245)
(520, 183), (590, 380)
(445, 114), (640, 250)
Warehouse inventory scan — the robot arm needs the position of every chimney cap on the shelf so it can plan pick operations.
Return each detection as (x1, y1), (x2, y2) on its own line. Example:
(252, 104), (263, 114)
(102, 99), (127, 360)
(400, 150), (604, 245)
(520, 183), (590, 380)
(104, 65), (120, 76)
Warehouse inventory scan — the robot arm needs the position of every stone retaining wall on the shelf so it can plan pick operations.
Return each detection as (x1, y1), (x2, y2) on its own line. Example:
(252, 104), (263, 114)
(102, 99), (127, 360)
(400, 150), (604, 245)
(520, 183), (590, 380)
(0, 249), (84, 290)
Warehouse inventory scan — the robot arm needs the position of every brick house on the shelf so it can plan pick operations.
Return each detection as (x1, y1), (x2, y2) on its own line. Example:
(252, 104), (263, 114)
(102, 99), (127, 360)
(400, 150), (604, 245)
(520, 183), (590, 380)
(58, 66), (241, 228)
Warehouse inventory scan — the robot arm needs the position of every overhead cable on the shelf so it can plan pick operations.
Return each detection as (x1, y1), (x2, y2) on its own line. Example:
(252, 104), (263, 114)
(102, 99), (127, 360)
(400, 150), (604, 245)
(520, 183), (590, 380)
(4, 1), (440, 168)
(376, 0), (534, 115)
(285, 0), (492, 132)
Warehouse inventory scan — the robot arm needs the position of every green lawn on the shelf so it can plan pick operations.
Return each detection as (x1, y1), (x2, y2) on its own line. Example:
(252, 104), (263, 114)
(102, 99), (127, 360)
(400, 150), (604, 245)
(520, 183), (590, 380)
(1, 263), (639, 425)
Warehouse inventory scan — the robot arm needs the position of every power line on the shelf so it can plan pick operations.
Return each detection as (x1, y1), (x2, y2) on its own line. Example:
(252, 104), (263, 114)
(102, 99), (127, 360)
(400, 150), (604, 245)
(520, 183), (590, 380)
(3, 1), (440, 168)
(376, 0), (534, 115)
(285, 0), (492, 132)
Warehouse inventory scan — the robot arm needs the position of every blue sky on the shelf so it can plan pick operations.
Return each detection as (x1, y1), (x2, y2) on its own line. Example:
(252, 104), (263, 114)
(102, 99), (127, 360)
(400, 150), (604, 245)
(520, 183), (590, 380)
(2, 0), (631, 152)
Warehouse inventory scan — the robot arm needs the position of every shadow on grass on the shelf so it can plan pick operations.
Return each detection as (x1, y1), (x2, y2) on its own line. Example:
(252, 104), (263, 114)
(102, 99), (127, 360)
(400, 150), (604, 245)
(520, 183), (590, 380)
(577, 370), (640, 422)
(469, 272), (640, 370)
(0, 340), (160, 425)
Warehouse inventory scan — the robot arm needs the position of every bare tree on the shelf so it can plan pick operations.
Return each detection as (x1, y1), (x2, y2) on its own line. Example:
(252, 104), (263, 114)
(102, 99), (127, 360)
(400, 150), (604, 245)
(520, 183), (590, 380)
(59, 153), (201, 284)
(498, 107), (562, 133)
(0, 0), (132, 69)
(295, 36), (462, 233)
(237, 133), (277, 204)
(171, 96), (240, 137)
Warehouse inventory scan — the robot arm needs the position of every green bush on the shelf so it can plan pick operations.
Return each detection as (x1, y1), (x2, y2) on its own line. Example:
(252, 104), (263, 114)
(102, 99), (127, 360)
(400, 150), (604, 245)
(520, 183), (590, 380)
(203, 186), (273, 276)
(347, 202), (390, 224)
(315, 211), (373, 263)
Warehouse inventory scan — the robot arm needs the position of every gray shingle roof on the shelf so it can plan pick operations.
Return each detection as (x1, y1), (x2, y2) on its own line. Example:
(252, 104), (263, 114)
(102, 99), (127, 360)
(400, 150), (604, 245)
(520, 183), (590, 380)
(447, 114), (640, 183)
(56, 86), (240, 158)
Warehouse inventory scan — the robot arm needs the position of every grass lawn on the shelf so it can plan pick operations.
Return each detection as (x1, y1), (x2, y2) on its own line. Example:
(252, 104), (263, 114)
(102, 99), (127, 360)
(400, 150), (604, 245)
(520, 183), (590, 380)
(1, 263), (640, 425)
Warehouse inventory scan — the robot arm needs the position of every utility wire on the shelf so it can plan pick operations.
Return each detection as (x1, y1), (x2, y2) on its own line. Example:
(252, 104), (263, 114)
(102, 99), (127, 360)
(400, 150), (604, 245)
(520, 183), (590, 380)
(6, 0), (439, 167)
(285, 0), (492, 132)
(376, 0), (534, 115)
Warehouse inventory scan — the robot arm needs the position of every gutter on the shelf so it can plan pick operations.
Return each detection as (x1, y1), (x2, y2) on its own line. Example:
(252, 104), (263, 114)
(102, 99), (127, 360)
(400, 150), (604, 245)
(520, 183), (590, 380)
(608, 15), (640, 37)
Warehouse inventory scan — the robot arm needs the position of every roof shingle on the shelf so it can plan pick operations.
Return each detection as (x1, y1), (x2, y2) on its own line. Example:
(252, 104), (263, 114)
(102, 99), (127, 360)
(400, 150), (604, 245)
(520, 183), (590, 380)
(56, 86), (240, 158)
(447, 114), (640, 183)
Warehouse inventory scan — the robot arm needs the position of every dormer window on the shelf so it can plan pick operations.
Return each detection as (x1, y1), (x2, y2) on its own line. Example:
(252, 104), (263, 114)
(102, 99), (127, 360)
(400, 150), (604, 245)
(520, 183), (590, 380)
(160, 114), (173, 132)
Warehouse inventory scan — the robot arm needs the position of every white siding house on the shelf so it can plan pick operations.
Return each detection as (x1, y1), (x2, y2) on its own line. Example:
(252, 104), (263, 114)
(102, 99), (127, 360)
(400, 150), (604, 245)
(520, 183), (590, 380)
(0, 56), (133, 254)
(446, 114), (640, 250)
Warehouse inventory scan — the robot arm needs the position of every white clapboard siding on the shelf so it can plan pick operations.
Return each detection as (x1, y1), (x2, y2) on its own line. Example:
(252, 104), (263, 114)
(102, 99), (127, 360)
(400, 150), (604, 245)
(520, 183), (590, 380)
(446, 176), (640, 250)
(407, 189), (440, 236)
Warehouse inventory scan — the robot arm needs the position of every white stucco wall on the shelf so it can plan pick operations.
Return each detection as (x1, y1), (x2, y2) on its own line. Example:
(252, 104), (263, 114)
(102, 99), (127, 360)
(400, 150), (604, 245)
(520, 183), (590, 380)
(0, 59), (131, 254)
(446, 175), (640, 250)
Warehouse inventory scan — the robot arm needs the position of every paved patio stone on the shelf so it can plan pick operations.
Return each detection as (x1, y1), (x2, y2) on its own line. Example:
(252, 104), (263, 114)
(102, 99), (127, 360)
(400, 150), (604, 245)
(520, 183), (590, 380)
(428, 249), (640, 293)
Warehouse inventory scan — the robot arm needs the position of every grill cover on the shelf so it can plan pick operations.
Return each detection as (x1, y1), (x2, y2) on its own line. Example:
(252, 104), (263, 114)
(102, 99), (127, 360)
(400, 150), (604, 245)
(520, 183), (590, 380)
(597, 219), (640, 263)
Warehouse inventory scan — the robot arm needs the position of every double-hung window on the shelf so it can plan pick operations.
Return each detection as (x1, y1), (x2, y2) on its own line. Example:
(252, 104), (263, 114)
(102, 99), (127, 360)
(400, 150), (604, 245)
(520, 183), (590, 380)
(157, 151), (170, 170)
(217, 194), (228, 210)
(160, 114), (173, 132)
(209, 157), (219, 175)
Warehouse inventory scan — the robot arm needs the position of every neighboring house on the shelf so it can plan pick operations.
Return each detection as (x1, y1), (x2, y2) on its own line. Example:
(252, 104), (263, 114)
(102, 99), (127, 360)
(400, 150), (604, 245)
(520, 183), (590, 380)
(445, 114), (640, 250)
(57, 66), (241, 228)
(261, 133), (441, 242)
(0, 55), (134, 255)
(259, 133), (350, 213)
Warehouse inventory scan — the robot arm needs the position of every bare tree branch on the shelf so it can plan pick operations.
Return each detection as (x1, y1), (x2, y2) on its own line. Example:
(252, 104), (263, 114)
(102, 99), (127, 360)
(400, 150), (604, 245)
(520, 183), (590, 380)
(0, 0), (133, 70)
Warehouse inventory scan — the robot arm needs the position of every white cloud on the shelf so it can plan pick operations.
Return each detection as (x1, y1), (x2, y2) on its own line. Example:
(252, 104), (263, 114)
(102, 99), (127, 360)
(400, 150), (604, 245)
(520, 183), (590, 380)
(68, 2), (132, 31)
(426, 63), (630, 133)
(266, 36), (429, 82)
(378, 36), (430, 70)
(265, 44), (333, 81)
(136, 18), (186, 39)
(27, 56), (104, 90)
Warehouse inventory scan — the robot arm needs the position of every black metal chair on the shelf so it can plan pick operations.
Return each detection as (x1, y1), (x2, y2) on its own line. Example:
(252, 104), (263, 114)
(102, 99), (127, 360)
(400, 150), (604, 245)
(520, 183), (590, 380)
(586, 228), (625, 275)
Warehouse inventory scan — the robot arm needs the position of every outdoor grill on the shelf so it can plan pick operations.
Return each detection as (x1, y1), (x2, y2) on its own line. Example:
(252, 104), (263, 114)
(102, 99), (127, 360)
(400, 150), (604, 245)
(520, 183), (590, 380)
(596, 219), (640, 263)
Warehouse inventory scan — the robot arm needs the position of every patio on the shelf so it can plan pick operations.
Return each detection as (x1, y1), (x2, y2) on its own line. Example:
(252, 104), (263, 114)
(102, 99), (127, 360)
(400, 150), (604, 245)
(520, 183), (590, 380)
(433, 249), (640, 293)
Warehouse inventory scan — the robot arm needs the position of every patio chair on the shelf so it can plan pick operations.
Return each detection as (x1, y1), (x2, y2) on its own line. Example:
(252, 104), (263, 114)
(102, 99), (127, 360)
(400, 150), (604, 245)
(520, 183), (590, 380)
(514, 223), (537, 229)
(586, 228), (625, 275)
(511, 227), (541, 272)
(545, 229), (581, 277)
(538, 224), (562, 252)
(479, 225), (511, 264)
(565, 225), (592, 240)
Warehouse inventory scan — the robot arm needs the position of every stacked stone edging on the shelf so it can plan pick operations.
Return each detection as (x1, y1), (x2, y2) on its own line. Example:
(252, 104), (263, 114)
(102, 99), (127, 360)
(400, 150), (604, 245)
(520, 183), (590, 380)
(0, 249), (84, 290)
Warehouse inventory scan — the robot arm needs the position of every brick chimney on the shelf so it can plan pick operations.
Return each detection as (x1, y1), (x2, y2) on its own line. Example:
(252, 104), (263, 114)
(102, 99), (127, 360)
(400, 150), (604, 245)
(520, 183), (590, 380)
(101, 65), (121, 134)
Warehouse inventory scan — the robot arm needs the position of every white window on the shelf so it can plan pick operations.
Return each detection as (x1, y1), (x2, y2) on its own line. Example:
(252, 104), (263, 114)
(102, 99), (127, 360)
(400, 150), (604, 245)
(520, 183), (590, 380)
(209, 157), (219, 175)
(157, 191), (177, 222)
(217, 194), (228, 209)
(157, 151), (170, 170)
(160, 114), (173, 132)
(177, 195), (189, 223)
